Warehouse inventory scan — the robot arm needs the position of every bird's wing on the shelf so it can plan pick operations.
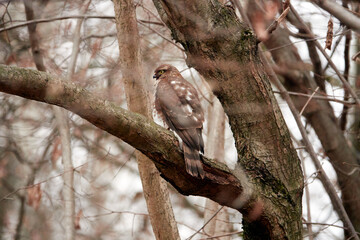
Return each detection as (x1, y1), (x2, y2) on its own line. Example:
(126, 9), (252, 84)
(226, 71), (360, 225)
(155, 79), (203, 150)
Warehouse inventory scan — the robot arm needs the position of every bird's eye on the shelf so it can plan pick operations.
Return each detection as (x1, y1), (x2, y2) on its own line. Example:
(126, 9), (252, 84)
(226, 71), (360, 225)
(158, 70), (165, 74)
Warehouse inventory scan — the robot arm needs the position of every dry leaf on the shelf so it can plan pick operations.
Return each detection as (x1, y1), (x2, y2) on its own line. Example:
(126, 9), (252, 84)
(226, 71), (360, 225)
(27, 184), (42, 210)
(91, 40), (102, 58)
(75, 210), (83, 230)
(325, 18), (333, 50)
(51, 137), (62, 165)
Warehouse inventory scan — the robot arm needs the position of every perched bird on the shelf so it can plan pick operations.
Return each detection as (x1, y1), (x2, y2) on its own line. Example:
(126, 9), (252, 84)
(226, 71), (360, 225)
(153, 64), (205, 179)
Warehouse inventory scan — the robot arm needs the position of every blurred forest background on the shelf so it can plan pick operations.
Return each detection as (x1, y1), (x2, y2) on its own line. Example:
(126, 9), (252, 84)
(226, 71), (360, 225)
(0, 0), (359, 239)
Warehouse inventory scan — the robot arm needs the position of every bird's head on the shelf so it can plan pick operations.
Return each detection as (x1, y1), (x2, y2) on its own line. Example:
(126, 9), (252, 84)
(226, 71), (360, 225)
(153, 64), (177, 80)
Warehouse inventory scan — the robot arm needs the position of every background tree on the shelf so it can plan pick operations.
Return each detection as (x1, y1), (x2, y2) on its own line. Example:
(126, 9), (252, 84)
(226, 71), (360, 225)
(0, 0), (359, 239)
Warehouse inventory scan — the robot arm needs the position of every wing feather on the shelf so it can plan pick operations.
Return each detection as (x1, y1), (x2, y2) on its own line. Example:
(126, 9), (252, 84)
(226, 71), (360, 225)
(155, 70), (205, 178)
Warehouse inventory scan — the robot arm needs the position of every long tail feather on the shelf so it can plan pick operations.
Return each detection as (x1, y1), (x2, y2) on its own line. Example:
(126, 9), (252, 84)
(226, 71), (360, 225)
(183, 144), (205, 179)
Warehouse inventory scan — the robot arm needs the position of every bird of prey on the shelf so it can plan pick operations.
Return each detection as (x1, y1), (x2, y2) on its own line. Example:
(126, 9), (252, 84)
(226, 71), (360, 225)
(153, 64), (205, 179)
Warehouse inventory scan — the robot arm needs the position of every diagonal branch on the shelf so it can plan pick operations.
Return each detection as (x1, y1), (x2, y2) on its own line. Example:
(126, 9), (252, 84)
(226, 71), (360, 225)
(310, 0), (360, 34)
(262, 54), (360, 240)
(0, 64), (252, 211)
(290, 4), (360, 107)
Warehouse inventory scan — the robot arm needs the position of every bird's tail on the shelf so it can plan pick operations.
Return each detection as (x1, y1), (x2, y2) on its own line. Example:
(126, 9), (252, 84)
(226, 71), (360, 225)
(183, 144), (205, 179)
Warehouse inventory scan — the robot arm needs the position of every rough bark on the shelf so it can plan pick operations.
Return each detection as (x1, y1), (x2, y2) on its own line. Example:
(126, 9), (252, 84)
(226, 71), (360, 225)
(152, 1), (303, 239)
(113, 1), (180, 239)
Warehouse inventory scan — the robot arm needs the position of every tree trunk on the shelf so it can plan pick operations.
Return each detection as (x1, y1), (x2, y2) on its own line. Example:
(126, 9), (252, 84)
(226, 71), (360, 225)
(152, 1), (304, 239)
(113, 1), (180, 239)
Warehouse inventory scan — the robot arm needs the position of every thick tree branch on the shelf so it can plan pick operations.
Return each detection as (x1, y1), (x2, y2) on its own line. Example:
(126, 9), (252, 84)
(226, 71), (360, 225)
(0, 64), (251, 211)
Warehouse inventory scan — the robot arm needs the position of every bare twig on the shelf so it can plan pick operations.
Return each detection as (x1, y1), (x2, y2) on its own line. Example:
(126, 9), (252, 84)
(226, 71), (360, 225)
(264, 29), (350, 53)
(138, 20), (184, 51)
(340, 25), (352, 130)
(187, 67), (213, 104)
(266, 2), (290, 37)
(0, 15), (163, 33)
(199, 231), (243, 240)
(352, 51), (360, 61)
(310, 0), (360, 34)
(302, 221), (349, 230)
(187, 206), (224, 240)
(299, 87), (319, 115)
(301, 161), (314, 240)
(272, 90), (355, 105)
(262, 53), (360, 240)
(292, 134), (314, 240)
(81, 33), (117, 40)
(228, 4), (359, 236)
(0, 162), (90, 202)
(290, 4), (360, 107)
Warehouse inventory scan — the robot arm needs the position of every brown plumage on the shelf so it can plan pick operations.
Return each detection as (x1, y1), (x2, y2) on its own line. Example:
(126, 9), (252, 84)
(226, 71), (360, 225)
(153, 64), (205, 179)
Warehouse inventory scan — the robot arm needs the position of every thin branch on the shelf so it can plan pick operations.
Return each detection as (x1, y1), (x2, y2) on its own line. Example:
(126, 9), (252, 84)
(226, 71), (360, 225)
(291, 135), (314, 240)
(199, 231), (243, 240)
(264, 29), (350, 53)
(299, 86), (319, 115)
(340, 25), (352, 130)
(81, 33), (117, 40)
(0, 162), (89, 202)
(0, 15), (163, 33)
(301, 159), (314, 240)
(187, 67), (213, 104)
(265, 4), (290, 37)
(138, 20), (184, 51)
(303, 221), (348, 230)
(310, 0), (360, 34)
(187, 206), (224, 240)
(272, 90), (355, 105)
(352, 51), (360, 61)
(261, 53), (360, 240)
(290, 4), (360, 107)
